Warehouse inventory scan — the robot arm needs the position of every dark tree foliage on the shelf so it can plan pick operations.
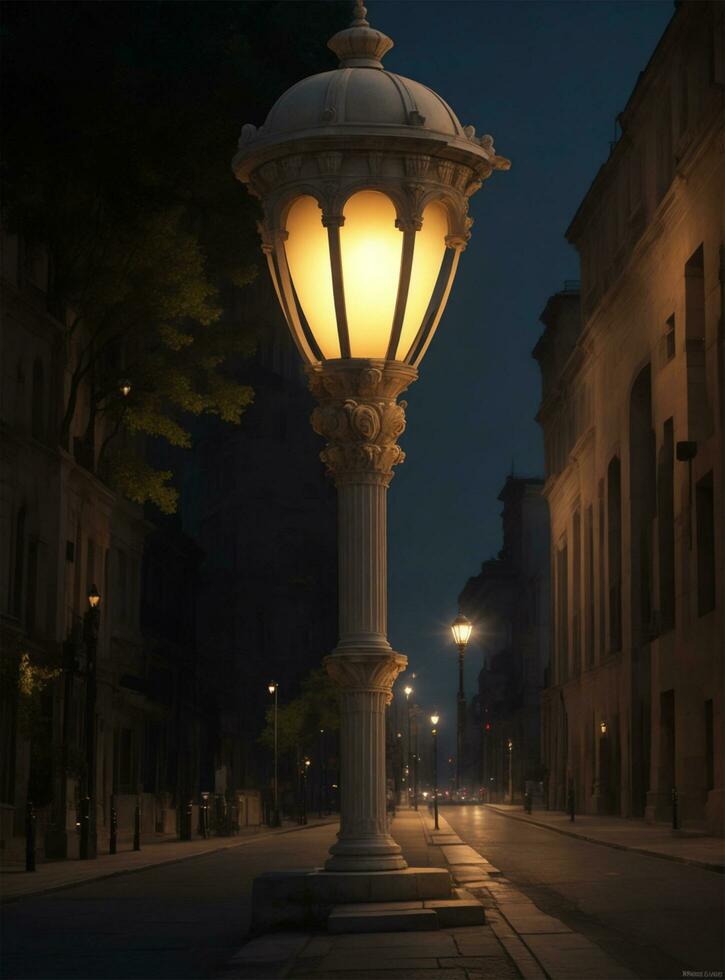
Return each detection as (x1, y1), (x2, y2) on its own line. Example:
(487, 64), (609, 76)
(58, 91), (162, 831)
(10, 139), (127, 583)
(1, 0), (346, 511)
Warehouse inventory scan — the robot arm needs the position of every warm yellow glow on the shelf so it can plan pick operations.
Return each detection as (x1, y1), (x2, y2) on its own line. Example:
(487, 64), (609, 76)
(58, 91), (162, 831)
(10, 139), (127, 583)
(87, 586), (101, 609)
(396, 201), (448, 360)
(430, 713), (439, 726)
(284, 196), (339, 358)
(268, 682), (277, 695)
(404, 685), (413, 698)
(341, 191), (402, 358)
(451, 613), (472, 648)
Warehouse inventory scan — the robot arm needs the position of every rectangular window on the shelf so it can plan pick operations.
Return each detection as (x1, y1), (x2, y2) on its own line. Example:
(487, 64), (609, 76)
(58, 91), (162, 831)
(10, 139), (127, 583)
(705, 700), (714, 791)
(586, 505), (595, 666)
(665, 314), (675, 361)
(598, 479), (606, 659)
(572, 510), (581, 676)
(658, 419), (675, 631)
(696, 471), (715, 615)
(607, 457), (623, 652)
(117, 728), (134, 793)
(557, 543), (569, 683)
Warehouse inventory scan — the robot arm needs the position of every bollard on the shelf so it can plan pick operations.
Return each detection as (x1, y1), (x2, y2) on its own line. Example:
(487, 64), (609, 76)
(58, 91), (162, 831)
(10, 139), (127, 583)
(672, 786), (678, 831)
(524, 791), (532, 814)
(182, 799), (192, 841)
(567, 781), (575, 822)
(25, 801), (36, 872)
(133, 801), (141, 851)
(110, 798), (118, 854)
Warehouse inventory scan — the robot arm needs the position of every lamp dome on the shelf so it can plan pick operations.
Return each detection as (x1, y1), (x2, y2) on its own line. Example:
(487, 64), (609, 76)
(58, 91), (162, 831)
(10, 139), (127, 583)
(232, 2), (509, 369)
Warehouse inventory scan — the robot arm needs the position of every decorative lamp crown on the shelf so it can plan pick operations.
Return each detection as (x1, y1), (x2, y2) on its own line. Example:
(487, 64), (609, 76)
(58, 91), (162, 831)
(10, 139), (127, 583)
(327, 0), (393, 69)
(232, 2), (509, 370)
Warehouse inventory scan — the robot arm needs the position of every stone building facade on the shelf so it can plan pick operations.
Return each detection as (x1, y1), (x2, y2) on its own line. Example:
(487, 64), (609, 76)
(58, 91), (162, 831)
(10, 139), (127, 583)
(458, 476), (550, 801)
(534, 1), (724, 832)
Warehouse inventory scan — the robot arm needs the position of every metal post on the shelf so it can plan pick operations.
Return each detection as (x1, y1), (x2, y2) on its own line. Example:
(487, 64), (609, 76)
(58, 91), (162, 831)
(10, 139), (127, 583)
(457, 649), (465, 796)
(406, 695), (412, 806)
(80, 601), (99, 860)
(432, 727), (439, 830)
(508, 741), (513, 804)
(672, 786), (678, 831)
(273, 686), (279, 825)
(25, 801), (36, 872)
(567, 778), (575, 822)
(133, 799), (141, 850)
(413, 709), (418, 811)
(319, 729), (325, 818)
(109, 796), (117, 854)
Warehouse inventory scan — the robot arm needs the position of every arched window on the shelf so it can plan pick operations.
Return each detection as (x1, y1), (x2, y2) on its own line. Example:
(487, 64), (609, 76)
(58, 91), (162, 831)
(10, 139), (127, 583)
(31, 357), (45, 441)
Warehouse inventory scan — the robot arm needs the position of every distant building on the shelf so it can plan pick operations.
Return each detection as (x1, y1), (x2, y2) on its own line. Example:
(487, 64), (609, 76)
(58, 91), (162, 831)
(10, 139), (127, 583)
(180, 283), (338, 800)
(458, 476), (550, 801)
(533, 1), (724, 833)
(0, 227), (173, 857)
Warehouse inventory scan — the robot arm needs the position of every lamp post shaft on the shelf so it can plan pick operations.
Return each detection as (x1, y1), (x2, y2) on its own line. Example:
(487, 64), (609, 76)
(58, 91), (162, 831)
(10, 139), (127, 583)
(433, 728), (439, 830)
(406, 700), (412, 807)
(273, 688), (278, 823)
(80, 606), (99, 860)
(456, 648), (465, 796)
(310, 360), (413, 872)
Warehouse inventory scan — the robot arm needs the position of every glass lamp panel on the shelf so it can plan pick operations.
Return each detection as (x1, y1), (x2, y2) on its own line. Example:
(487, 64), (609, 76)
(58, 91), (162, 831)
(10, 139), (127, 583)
(340, 191), (402, 358)
(451, 616), (472, 647)
(396, 201), (448, 361)
(284, 195), (339, 359)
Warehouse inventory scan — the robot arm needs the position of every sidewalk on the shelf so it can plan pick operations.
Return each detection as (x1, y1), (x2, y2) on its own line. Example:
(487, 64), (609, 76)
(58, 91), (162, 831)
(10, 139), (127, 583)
(1, 817), (338, 904)
(486, 803), (725, 873)
(223, 809), (637, 980)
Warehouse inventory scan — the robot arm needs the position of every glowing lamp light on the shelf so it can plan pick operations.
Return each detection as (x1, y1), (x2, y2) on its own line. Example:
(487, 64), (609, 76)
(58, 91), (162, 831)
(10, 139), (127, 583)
(283, 191), (452, 363)
(430, 713), (440, 727)
(268, 682), (277, 695)
(119, 379), (132, 398)
(404, 685), (413, 698)
(600, 720), (608, 735)
(451, 613), (473, 650)
(87, 585), (101, 609)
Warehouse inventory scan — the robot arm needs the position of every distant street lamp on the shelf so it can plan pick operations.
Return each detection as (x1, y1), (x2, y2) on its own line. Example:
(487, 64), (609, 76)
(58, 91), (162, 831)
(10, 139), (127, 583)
(80, 585), (101, 860)
(268, 682), (279, 826)
(507, 738), (514, 804)
(233, 0), (508, 871)
(431, 713), (440, 830)
(118, 379), (132, 398)
(404, 685), (413, 807)
(451, 613), (473, 796)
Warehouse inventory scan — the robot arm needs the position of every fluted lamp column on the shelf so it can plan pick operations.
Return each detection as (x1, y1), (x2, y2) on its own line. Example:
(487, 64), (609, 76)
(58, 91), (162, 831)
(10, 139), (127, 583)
(232, 0), (509, 874)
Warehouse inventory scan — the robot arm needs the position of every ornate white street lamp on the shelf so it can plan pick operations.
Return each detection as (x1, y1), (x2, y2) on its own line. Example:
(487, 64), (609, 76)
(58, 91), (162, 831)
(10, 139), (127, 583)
(233, 1), (508, 873)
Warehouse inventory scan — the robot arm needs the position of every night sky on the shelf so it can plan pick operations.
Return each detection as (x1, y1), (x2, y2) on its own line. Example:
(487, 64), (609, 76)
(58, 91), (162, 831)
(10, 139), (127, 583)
(374, 0), (674, 747)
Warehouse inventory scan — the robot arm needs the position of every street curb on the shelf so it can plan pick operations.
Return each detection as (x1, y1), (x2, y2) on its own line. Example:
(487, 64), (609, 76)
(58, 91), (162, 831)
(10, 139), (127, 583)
(0, 819), (339, 905)
(485, 805), (725, 875)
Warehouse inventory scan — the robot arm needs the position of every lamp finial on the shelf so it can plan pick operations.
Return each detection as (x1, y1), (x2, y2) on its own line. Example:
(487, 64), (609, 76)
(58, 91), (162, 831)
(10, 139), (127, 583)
(328, 0), (393, 69)
(351, 0), (369, 26)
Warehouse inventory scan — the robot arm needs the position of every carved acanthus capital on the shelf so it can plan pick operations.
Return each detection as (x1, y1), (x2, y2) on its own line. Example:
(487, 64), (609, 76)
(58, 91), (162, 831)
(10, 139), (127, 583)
(325, 651), (408, 702)
(307, 360), (417, 487)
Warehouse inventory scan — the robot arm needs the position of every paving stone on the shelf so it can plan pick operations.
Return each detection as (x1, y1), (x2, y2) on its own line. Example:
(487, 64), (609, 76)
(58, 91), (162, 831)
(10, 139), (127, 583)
(424, 897), (485, 927)
(441, 845), (490, 865)
(291, 971), (467, 980)
(229, 933), (310, 963)
(330, 932), (458, 950)
(501, 910), (572, 934)
(523, 933), (636, 979)
(319, 954), (442, 971)
(328, 907), (439, 934)
(298, 939), (333, 958)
